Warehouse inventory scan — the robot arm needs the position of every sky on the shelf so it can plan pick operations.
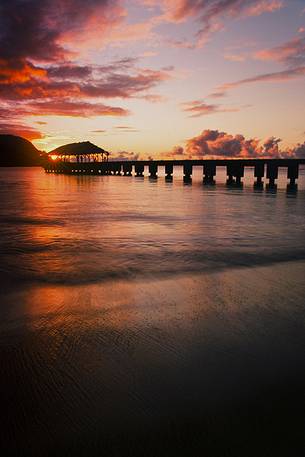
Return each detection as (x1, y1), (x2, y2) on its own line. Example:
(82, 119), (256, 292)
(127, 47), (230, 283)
(0, 0), (305, 158)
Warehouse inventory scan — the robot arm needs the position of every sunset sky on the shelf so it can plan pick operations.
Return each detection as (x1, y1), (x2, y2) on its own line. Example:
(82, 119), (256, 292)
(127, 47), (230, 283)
(1, 0), (305, 158)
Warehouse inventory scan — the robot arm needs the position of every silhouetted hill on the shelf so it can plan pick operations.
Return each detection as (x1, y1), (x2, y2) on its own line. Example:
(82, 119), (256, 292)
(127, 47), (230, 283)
(0, 135), (43, 166)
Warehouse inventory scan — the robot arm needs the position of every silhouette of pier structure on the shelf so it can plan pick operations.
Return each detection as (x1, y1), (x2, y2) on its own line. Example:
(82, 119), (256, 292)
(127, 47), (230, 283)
(45, 159), (304, 189)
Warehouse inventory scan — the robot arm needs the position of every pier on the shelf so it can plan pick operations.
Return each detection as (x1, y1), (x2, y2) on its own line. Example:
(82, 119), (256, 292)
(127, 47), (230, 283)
(45, 158), (305, 188)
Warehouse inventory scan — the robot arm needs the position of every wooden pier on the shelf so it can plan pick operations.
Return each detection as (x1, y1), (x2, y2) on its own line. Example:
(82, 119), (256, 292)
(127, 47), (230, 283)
(45, 159), (305, 188)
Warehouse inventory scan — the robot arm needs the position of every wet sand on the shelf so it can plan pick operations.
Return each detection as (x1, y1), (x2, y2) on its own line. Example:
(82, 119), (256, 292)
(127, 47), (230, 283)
(1, 261), (305, 456)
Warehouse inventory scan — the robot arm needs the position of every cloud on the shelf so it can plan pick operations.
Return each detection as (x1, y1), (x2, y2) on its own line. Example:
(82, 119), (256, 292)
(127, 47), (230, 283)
(244, 0), (283, 16)
(0, 61), (172, 106)
(293, 142), (305, 158)
(0, 121), (44, 140)
(81, 67), (172, 99)
(185, 129), (246, 157)
(109, 151), (141, 161)
(0, 1), (172, 134)
(182, 100), (240, 117)
(224, 53), (247, 62)
(263, 136), (282, 157)
(47, 65), (93, 80)
(211, 66), (305, 97)
(161, 128), (305, 159)
(113, 126), (140, 132)
(163, 145), (187, 159)
(0, 106), (43, 140)
(154, 0), (283, 22)
(25, 101), (130, 117)
(0, 0), (124, 63)
(145, 0), (283, 47)
(255, 36), (305, 66)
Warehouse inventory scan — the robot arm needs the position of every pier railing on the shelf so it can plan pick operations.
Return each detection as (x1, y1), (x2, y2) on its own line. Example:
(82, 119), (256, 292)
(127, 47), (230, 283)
(45, 159), (305, 188)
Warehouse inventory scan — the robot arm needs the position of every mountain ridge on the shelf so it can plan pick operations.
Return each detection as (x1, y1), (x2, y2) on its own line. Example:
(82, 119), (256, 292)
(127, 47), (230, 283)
(0, 135), (43, 166)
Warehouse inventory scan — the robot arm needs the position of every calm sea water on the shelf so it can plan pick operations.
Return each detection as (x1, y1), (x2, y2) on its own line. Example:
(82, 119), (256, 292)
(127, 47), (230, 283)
(1, 167), (305, 456)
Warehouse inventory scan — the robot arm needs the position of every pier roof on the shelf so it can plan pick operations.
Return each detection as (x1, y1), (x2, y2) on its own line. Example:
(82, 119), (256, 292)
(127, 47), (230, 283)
(50, 141), (109, 156)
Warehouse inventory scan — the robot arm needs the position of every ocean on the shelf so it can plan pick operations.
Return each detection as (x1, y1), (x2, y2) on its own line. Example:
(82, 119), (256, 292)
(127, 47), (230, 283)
(1, 166), (305, 456)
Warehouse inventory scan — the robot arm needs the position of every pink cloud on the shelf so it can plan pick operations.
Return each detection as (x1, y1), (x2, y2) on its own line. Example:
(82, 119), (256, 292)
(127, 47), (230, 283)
(109, 151), (141, 161)
(25, 100), (130, 117)
(224, 53), (247, 62)
(143, 0), (283, 47)
(255, 36), (305, 66)
(244, 0), (283, 16)
(182, 100), (240, 117)
(212, 66), (305, 97)
(161, 129), (304, 159)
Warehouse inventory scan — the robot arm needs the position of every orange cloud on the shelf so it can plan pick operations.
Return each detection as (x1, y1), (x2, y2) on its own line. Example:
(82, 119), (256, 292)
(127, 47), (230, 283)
(0, 60), (47, 84)
(0, 122), (44, 141)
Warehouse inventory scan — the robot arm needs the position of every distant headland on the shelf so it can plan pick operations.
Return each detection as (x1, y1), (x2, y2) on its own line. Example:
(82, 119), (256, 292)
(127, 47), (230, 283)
(0, 135), (45, 166)
(0, 135), (106, 167)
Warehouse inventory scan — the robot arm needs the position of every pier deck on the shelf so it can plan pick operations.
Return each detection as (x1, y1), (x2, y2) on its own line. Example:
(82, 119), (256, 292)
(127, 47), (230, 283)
(45, 159), (305, 187)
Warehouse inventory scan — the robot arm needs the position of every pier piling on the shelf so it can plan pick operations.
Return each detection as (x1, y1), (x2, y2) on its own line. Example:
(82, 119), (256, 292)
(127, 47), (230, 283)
(203, 163), (216, 184)
(254, 162), (265, 187)
(135, 163), (144, 177)
(287, 163), (299, 188)
(123, 163), (132, 176)
(235, 163), (244, 186)
(149, 162), (158, 178)
(226, 164), (235, 185)
(267, 163), (278, 188)
(165, 163), (173, 179)
(183, 163), (192, 181)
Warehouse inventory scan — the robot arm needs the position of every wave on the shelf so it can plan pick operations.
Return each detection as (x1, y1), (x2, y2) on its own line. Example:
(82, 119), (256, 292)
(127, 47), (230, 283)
(0, 216), (65, 226)
(1, 246), (305, 287)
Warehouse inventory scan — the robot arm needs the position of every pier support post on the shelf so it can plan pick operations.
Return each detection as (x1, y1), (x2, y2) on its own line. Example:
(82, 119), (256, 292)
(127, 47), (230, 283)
(203, 163), (216, 184)
(149, 162), (158, 178)
(123, 163), (132, 176)
(165, 163), (173, 179)
(183, 163), (192, 182)
(100, 163), (107, 175)
(226, 164), (235, 185)
(267, 163), (278, 188)
(108, 162), (115, 175)
(116, 163), (122, 175)
(287, 163), (299, 188)
(135, 163), (144, 177)
(254, 162), (264, 187)
(234, 163), (244, 186)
